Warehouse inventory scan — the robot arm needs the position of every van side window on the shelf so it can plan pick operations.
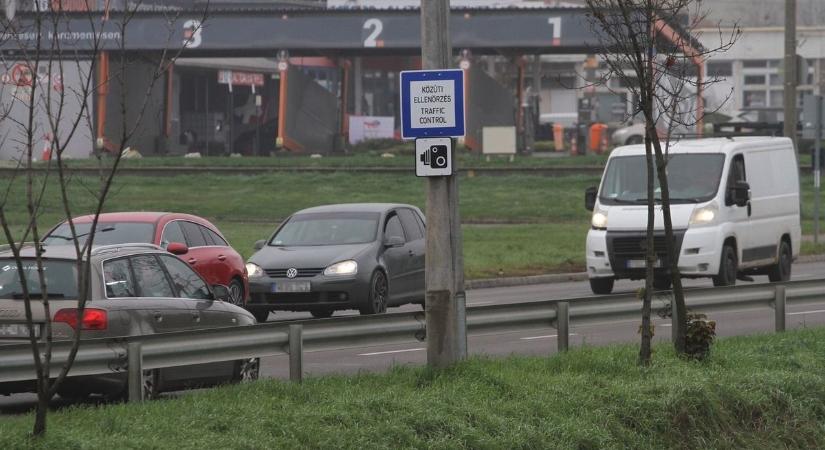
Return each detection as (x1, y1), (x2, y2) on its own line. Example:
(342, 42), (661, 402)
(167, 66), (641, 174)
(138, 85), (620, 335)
(725, 154), (747, 206)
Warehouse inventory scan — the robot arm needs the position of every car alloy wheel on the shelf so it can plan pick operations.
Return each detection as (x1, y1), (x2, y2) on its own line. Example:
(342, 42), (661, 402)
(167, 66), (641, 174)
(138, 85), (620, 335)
(228, 279), (245, 306)
(142, 369), (160, 400)
(235, 358), (260, 383)
(361, 271), (388, 315)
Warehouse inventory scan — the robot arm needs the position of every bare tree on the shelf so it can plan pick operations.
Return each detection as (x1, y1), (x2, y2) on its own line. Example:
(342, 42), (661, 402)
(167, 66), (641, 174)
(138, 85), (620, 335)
(0, 0), (207, 436)
(583, 0), (739, 363)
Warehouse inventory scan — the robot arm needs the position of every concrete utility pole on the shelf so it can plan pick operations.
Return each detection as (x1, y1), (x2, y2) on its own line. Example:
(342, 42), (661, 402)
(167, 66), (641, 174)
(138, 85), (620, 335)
(421, 0), (466, 368)
(783, 0), (797, 147)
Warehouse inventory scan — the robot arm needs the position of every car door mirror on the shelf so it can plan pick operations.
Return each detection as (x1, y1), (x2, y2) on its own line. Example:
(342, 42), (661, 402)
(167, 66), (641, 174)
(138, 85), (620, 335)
(383, 235), (405, 248)
(731, 181), (750, 207)
(254, 239), (266, 251)
(585, 186), (598, 211)
(211, 284), (230, 302)
(167, 242), (189, 255)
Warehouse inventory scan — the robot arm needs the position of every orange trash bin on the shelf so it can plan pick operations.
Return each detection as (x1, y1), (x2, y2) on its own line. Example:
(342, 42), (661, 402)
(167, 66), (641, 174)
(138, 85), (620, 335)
(553, 123), (565, 152)
(589, 123), (608, 153)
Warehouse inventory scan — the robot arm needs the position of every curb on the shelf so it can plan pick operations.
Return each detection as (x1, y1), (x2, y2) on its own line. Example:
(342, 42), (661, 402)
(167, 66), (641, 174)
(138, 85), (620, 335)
(466, 253), (825, 291)
(466, 271), (589, 290)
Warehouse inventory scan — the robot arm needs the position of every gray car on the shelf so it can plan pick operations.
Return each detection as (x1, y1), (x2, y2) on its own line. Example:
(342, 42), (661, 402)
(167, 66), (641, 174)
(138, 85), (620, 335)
(245, 203), (426, 321)
(0, 244), (258, 400)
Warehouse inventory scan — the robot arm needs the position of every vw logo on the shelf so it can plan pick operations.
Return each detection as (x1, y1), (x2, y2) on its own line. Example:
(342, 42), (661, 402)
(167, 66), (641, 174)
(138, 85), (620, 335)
(286, 268), (298, 279)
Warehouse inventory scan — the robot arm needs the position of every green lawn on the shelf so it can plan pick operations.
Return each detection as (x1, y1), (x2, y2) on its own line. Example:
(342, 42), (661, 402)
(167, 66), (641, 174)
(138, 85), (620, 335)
(3, 172), (823, 279)
(4, 327), (825, 448)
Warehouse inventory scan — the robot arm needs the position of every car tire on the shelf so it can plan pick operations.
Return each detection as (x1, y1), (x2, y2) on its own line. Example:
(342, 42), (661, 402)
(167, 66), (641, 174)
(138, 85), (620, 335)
(251, 309), (270, 323)
(360, 270), (388, 315)
(233, 358), (260, 383)
(228, 278), (245, 306)
(109, 369), (160, 402)
(626, 135), (644, 145)
(653, 276), (672, 291)
(713, 244), (737, 287)
(768, 240), (792, 282)
(589, 277), (614, 295)
(310, 309), (334, 319)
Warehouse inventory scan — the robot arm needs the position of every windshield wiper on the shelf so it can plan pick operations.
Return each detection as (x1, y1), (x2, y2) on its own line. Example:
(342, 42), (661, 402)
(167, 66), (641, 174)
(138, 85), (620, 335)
(669, 197), (705, 203)
(47, 226), (115, 242)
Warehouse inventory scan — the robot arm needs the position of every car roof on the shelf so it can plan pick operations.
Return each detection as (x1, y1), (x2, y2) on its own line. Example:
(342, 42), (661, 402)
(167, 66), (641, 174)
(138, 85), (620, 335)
(293, 203), (419, 215)
(67, 212), (211, 224)
(0, 243), (165, 262)
(609, 137), (792, 158)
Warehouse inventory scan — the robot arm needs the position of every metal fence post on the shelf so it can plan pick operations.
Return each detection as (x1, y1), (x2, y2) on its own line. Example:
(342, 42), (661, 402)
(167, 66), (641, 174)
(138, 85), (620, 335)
(288, 324), (303, 382)
(556, 301), (569, 352)
(775, 285), (786, 332)
(127, 342), (143, 403)
(456, 292), (467, 359)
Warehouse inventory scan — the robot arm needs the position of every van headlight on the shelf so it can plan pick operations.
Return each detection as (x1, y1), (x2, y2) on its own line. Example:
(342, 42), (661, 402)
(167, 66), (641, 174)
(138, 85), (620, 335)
(591, 209), (608, 230)
(324, 260), (358, 277)
(690, 203), (718, 226)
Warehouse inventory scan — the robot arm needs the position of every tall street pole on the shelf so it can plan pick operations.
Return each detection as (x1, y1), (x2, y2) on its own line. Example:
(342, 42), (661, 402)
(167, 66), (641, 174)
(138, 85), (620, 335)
(783, 0), (797, 148)
(421, 0), (466, 368)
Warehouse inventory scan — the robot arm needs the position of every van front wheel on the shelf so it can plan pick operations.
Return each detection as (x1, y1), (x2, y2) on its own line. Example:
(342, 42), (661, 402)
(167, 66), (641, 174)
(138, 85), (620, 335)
(589, 277), (614, 295)
(713, 245), (737, 287)
(767, 240), (792, 282)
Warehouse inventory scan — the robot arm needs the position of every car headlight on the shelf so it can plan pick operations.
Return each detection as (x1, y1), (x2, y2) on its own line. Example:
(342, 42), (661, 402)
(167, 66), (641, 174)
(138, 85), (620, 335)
(245, 263), (264, 278)
(690, 203), (718, 226)
(591, 210), (608, 230)
(324, 260), (358, 277)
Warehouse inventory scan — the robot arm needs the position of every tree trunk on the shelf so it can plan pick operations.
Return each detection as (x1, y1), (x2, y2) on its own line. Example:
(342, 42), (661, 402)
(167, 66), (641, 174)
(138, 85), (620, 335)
(650, 137), (687, 354)
(639, 132), (656, 365)
(33, 385), (48, 436)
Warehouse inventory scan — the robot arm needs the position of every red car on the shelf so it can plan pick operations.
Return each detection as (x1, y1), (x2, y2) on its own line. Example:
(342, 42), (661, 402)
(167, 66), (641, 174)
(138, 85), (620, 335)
(44, 212), (249, 306)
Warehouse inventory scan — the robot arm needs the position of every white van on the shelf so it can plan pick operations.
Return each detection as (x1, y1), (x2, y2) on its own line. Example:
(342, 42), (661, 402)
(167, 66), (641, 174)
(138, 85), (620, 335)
(584, 137), (801, 295)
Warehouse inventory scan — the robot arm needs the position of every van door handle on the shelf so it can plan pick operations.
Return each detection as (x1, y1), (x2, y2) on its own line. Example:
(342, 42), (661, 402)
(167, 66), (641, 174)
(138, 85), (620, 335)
(747, 203), (752, 217)
(152, 312), (163, 322)
(188, 258), (198, 265)
(218, 255), (226, 261)
(191, 312), (200, 322)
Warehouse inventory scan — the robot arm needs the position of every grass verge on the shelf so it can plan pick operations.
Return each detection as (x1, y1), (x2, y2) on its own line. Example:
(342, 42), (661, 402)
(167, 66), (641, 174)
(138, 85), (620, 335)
(3, 327), (825, 449)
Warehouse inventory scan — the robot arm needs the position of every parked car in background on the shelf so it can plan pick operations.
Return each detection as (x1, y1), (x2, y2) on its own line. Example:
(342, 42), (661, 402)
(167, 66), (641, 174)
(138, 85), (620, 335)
(43, 212), (248, 306)
(584, 137), (800, 295)
(245, 203), (426, 322)
(0, 244), (259, 400)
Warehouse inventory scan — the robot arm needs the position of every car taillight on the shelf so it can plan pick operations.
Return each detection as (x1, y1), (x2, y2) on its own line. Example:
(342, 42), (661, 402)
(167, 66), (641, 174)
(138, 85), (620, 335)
(54, 308), (108, 331)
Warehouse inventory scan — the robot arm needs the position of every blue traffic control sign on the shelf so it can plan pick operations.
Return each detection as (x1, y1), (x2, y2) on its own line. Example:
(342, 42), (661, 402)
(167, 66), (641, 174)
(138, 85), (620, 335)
(400, 69), (465, 139)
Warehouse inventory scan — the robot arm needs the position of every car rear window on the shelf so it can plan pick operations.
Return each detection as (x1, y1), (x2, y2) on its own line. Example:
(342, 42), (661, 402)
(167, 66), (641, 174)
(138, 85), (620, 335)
(44, 222), (155, 247)
(0, 259), (78, 299)
(271, 212), (380, 246)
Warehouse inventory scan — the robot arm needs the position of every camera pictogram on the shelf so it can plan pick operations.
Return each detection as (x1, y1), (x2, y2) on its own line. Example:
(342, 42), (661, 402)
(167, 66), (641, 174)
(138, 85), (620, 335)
(420, 145), (449, 169)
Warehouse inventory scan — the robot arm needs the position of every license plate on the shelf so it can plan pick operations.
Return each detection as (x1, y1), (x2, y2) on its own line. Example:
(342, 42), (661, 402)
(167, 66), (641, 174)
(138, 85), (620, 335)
(271, 281), (311, 293)
(627, 259), (661, 269)
(0, 323), (40, 338)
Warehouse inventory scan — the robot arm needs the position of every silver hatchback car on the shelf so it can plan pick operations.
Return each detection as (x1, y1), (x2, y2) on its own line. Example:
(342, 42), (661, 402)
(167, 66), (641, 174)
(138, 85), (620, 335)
(0, 243), (258, 400)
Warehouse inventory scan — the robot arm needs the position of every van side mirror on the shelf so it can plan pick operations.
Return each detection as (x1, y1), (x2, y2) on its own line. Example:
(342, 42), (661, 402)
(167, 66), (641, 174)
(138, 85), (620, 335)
(254, 239), (266, 251)
(585, 186), (598, 211)
(731, 181), (750, 207)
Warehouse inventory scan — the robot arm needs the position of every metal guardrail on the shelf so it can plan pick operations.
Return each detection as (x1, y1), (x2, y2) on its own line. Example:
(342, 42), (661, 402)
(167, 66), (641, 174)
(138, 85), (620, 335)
(1, 279), (822, 401)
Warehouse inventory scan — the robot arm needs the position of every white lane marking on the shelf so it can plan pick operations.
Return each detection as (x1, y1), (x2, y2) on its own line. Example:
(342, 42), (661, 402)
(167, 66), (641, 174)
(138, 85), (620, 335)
(658, 323), (672, 328)
(789, 309), (825, 316)
(358, 348), (425, 356)
(520, 333), (578, 341)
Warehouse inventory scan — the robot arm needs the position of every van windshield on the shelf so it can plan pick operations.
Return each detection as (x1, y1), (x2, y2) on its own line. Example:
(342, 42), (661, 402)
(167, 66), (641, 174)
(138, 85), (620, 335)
(599, 153), (725, 205)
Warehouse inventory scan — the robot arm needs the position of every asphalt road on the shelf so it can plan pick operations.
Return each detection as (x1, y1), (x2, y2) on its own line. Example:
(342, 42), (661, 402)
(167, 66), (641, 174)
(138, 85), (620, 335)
(2, 261), (823, 414)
